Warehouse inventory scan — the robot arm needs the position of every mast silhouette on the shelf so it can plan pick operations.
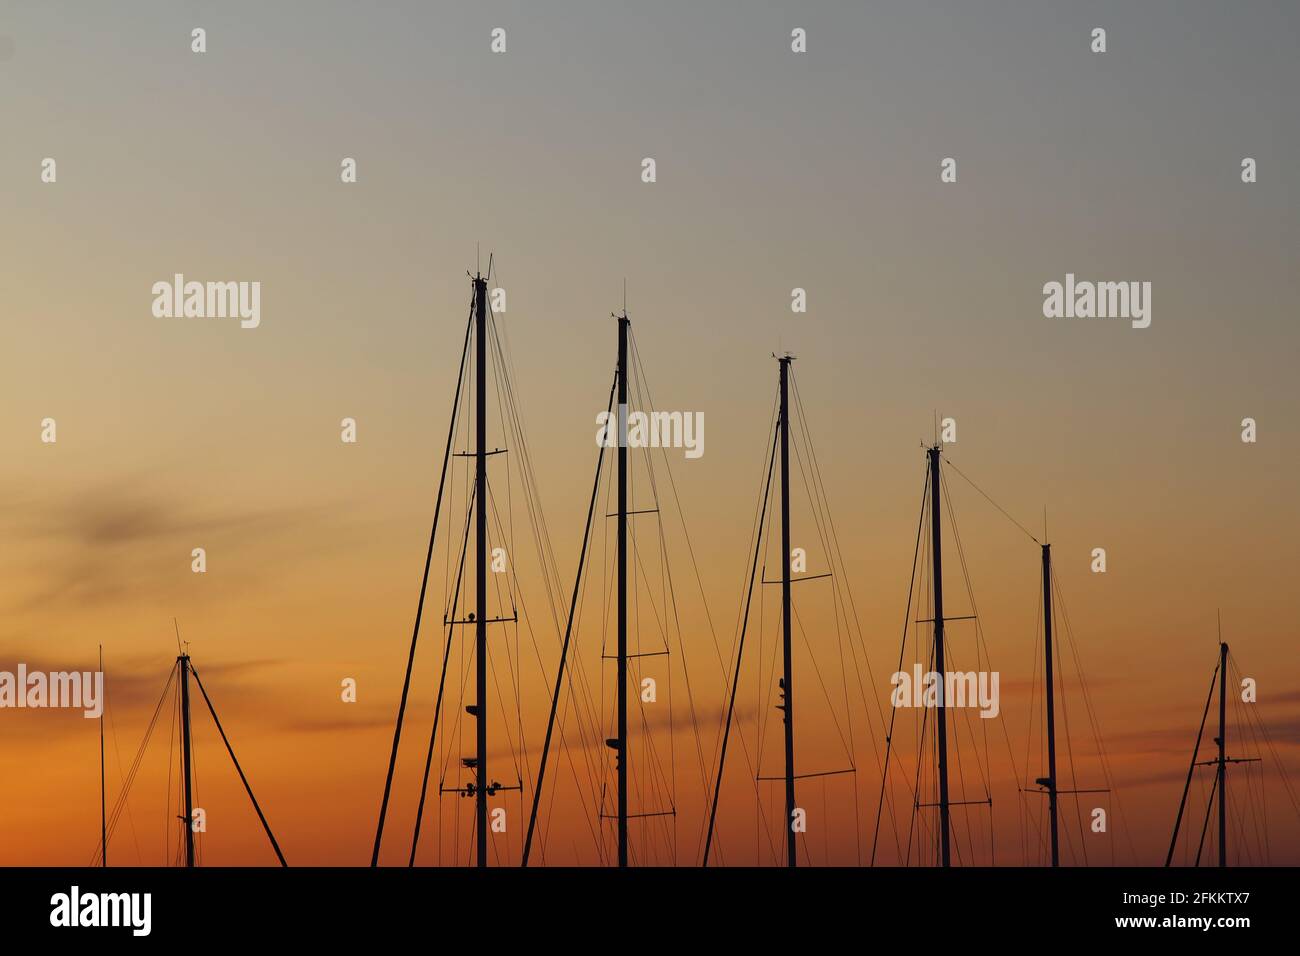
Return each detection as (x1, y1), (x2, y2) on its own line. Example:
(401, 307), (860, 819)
(473, 272), (489, 868)
(95, 644), (286, 867)
(887, 459), (1113, 867)
(1165, 636), (1257, 866)
(1216, 640), (1227, 868)
(778, 355), (797, 868)
(927, 445), (951, 867)
(372, 266), (530, 867)
(704, 354), (858, 866)
(178, 651), (196, 868)
(528, 306), (679, 867)
(615, 311), (630, 867)
(1040, 544), (1060, 866)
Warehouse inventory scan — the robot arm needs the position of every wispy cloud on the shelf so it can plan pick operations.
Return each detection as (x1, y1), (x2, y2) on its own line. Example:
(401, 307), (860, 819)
(0, 478), (338, 612)
(0, 649), (289, 742)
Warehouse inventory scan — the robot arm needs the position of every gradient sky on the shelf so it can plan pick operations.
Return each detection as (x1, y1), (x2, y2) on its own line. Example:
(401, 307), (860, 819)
(2, 0), (1298, 866)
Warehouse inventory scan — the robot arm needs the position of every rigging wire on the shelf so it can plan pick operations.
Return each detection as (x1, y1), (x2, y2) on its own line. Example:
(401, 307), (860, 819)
(941, 455), (1039, 545)
(702, 415), (779, 866)
(371, 298), (474, 866)
(871, 463), (929, 865)
(90, 665), (175, 865)
(189, 664), (288, 866)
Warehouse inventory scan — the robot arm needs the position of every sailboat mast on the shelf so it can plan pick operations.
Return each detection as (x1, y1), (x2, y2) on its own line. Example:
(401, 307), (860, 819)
(1042, 544), (1060, 866)
(778, 356), (796, 868)
(99, 644), (106, 868)
(178, 653), (195, 868)
(616, 312), (630, 867)
(473, 273), (489, 868)
(1218, 640), (1227, 868)
(927, 445), (951, 866)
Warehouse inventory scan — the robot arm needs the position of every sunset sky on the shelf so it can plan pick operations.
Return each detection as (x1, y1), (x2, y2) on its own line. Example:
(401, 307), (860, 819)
(2, 1), (1298, 867)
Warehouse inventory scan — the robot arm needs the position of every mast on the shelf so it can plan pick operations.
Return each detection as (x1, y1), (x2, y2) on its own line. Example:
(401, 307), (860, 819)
(778, 355), (796, 868)
(178, 652), (195, 868)
(927, 445), (951, 867)
(615, 311), (630, 867)
(99, 644), (106, 868)
(106, 644), (287, 867)
(1217, 640), (1227, 868)
(473, 272), (489, 868)
(1165, 639), (1253, 867)
(1041, 544), (1060, 866)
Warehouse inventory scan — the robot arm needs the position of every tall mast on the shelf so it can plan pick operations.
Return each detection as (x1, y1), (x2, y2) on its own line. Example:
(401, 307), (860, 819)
(615, 311), (630, 867)
(927, 445), (951, 867)
(178, 652), (195, 868)
(1164, 639), (1253, 867)
(1217, 640), (1227, 868)
(473, 272), (489, 868)
(778, 356), (796, 868)
(99, 644), (106, 868)
(1041, 544), (1060, 866)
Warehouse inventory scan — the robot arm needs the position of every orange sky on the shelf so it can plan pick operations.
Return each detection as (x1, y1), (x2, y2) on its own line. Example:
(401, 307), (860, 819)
(2, 1), (1298, 866)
